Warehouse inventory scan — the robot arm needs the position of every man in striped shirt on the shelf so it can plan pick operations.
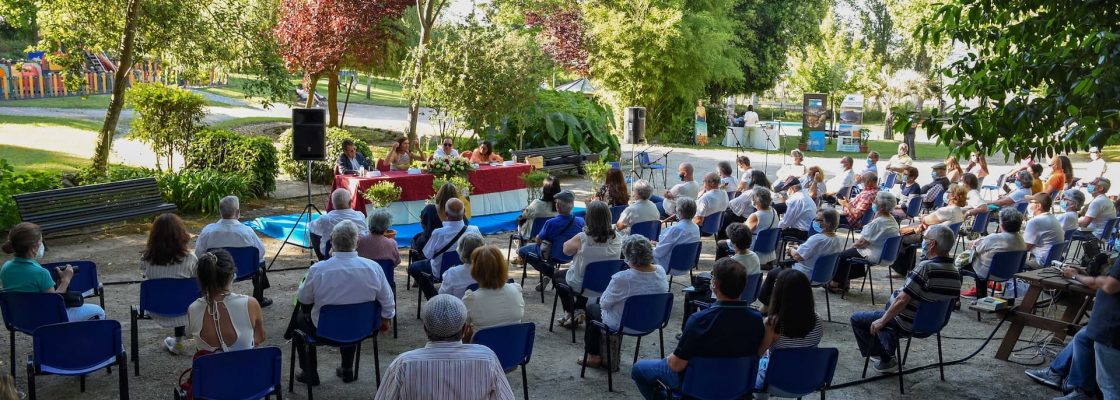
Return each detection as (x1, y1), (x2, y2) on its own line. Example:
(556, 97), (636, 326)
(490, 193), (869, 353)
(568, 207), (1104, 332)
(850, 224), (961, 373)
(375, 294), (514, 400)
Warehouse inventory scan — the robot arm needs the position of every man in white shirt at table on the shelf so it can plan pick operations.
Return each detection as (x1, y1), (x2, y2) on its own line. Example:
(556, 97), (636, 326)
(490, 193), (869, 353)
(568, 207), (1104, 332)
(195, 195), (273, 307)
(653, 198), (701, 268)
(658, 162), (699, 219)
(375, 294), (514, 400)
(616, 180), (662, 232)
(309, 188), (368, 259)
(694, 173), (729, 228)
(432, 137), (460, 159)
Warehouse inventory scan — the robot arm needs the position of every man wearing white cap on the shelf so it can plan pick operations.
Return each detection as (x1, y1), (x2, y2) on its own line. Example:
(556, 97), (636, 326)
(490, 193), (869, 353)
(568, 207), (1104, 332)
(376, 294), (514, 400)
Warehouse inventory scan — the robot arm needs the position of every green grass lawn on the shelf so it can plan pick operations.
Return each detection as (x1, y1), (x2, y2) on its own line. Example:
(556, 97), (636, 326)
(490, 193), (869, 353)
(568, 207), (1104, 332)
(207, 116), (290, 130)
(203, 74), (411, 108)
(0, 144), (90, 173)
(0, 114), (102, 131)
(0, 92), (247, 109)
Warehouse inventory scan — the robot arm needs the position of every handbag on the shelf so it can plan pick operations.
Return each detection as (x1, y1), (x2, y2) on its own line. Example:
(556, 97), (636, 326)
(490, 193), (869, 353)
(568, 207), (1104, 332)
(63, 291), (84, 308)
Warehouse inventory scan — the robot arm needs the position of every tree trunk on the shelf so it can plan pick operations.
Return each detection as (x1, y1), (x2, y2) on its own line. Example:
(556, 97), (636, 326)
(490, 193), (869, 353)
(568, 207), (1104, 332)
(406, 27), (430, 143)
(91, 0), (142, 174)
(327, 69), (339, 127)
(304, 73), (319, 109)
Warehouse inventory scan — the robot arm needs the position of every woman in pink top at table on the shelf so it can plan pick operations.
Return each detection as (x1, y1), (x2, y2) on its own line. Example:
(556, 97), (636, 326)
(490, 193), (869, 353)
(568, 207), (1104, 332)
(469, 141), (505, 163)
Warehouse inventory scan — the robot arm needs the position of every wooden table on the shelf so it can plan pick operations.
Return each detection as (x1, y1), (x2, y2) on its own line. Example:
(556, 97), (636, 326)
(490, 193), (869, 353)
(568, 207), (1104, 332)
(992, 269), (1096, 360)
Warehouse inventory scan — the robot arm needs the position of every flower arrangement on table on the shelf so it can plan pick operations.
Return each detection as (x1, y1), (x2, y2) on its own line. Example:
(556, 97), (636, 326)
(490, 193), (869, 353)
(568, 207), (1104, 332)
(425, 156), (475, 178)
(362, 181), (402, 209)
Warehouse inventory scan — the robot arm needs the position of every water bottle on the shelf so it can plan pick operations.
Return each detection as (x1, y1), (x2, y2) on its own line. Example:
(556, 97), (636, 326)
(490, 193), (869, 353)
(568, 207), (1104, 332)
(511, 149), (517, 164)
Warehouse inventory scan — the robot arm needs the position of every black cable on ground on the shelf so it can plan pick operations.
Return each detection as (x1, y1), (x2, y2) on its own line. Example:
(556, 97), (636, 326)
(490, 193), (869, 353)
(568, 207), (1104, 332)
(828, 307), (1011, 390)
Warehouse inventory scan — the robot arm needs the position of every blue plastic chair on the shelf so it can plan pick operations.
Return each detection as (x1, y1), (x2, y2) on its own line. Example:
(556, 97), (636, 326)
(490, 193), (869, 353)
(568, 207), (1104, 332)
(962, 250), (1028, 299)
(841, 209), (875, 246)
(373, 259), (399, 339)
(637, 152), (667, 187)
(902, 196), (923, 224)
(699, 212), (723, 237)
(609, 203), (627, 222)
(40, 260), (105, 309)
(473, 322), (536, 400)
(1069, 217), (1119, 261)
(808, 253), (842, 322)
(1014, 202), (1028, 215)
(1042, 241), (1070, 269)
(761, 347), (840, 399)
(215, 246), (263, 282)
(661, 356), (759, 400)
(180, 347), (282, 400)
(692, 272), (764, 314)
(981, 174), (1005, 201)
(665, 242), (702, 288)
(0, 292), (68, 378)
(289, 301), (383, 399)
(851, 234), (903, 305)
(958, 211), (992, 251)
(861, 299), (954, 394)
(630, 220), (662, 243)
(581, 292), (674, 392)
(510, 216), (552, 285)
(417, 251), (460, 318)
(130, 278), (200, 376)
(880, 172), (897, 190)
(27, 320), (128, 400)
(752, 228), (782, 268)
(551, 259), (626, 343)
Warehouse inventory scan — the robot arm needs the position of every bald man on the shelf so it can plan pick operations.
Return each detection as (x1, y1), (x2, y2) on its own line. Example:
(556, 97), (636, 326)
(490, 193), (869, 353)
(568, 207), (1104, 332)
(657, 163), (699, 218)
(409, 198), (481, 299)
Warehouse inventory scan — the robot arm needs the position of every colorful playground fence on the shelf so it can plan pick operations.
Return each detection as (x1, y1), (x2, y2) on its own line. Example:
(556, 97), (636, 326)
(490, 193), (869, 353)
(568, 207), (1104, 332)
(0, 63), (226, 101)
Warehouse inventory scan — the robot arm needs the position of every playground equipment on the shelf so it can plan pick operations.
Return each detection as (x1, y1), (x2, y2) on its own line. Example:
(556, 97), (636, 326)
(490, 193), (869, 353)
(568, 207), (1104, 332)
(0, 51), (225, 101)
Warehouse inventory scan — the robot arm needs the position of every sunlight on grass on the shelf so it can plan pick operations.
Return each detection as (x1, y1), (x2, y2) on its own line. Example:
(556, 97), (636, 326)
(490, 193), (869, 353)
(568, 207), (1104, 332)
(0, 144), (90, 173)
(208, 117), (290, 130)
(0, 115), (102, 131)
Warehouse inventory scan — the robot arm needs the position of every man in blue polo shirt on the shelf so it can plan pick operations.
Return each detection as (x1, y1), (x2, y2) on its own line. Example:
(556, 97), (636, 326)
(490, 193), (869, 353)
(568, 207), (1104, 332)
(630, 257), (764, 399)
(518, 190), (585, 291)
(1062, 256), (1120, 399)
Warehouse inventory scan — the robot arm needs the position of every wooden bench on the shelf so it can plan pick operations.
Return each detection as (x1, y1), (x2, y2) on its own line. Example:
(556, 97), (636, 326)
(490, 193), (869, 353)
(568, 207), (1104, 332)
(512, 145), (591, 175)
(13, 178), (177, 235)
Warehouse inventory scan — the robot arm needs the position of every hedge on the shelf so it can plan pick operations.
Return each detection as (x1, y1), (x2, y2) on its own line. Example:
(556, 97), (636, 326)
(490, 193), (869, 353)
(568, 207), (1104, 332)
(185, 129), (279, 197)
(0, 160), (62, 230)
(280, 127), (373, 185)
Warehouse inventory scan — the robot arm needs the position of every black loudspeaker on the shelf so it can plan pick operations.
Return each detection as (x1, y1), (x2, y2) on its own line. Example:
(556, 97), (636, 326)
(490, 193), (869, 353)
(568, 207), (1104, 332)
(292, 108), (327, 161)
(624, 106), (646, 144)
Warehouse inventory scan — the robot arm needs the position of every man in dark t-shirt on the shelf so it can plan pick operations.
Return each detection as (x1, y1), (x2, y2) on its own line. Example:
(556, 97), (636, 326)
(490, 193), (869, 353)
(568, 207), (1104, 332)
(630, 258), (764, 399)
(1062, 257), (1120, 397)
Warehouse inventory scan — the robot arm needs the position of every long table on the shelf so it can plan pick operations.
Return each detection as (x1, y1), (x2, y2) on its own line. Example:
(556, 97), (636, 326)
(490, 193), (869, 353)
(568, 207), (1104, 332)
(986, 269), (1096, 361)
(326, 164), (533, 224)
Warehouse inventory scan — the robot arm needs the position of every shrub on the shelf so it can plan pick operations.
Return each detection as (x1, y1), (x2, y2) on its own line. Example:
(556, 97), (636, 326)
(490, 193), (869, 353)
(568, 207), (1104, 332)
(0, 160), (62, 230)
(127, 82), (207, 171)
(362, 181), (402, 208)
(585, 160), (611, 184)
(157, 169), (251, 214)
(280, 127), (373, 185)
(484, 90), (619, 159)
(185, 129), (279, 197)
(69, 165), (156, 186)
(432, 176), (473, 196)
(705, 103), (728, 145)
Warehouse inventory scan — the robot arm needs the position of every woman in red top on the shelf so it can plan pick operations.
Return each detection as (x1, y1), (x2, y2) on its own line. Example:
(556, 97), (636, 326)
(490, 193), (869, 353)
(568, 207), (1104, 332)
(468, 141), (504, 163)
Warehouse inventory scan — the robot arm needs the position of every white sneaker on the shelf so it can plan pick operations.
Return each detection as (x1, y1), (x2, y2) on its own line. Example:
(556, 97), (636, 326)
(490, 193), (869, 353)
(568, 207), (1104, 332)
(164, 336), (186, 355)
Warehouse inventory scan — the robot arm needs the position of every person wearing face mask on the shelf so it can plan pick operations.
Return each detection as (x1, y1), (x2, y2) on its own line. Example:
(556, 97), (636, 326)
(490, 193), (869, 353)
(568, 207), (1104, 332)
(920, 163), (950, 209)
(1079, 147), (1108, 187)
(832, 192), (900, 291)
(1046, 156), (1072, 196)
(1059, 189), (1086, 232)
(1, 222), (106, 321)
(962, 208), (1027, 299)
(657, 162), (699, 219)
(891, 167), (923, 219)
(971, 170), (1034, 217)
(891, 184), (970, 277)
(1029, 164), (1045, 194)
(744, 187), (779, 267)
(838, 171), (879, 230)
(1023, 193), (1064, 269)
(965, 151), (989, 180)
(864, 151), (880, 175)
(886, 143), (914, 183)
(757, 209), (843, 312)
(823, 157), (855, 205)
(1074, 178), (1117, 239)
(1004, 155), (1036, 192)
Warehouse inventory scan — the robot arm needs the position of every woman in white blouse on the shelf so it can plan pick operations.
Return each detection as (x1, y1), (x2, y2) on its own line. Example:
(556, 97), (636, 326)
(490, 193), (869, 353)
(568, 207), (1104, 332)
(462, 245), (524, 338)
(141, 213), (198, 355)
(437, 233), (485, 298)
(554, 201), (623, 328)
(831, 192), (900, 290)
(775, 150), (808, 189)
(187, 250), (265, 352)
(577, 235), (668, 369)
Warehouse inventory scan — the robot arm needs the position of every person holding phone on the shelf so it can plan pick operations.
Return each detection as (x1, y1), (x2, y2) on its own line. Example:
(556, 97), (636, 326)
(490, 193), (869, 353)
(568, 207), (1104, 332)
(1, 222), (105, 321)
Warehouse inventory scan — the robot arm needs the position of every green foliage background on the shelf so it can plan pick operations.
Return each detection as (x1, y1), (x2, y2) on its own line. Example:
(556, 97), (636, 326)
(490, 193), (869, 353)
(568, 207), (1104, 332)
(280, 127), (373, 185)
(186, 129), (279, 197)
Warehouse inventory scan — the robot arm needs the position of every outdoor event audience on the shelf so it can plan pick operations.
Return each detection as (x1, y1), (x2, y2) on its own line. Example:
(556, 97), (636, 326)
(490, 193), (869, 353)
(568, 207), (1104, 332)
(653, 198), (700, 268)
(187, 249), (265, 352)
(462, 245), (524, 334)
(833, 192), (900, 290)
(759, 208), (844, 311)
(414, 182), (467, 254)
(616, 180), (661, 232)
(310, 188), (368, 259)
(1023, 193), (1064, 269)
(518, 190), (584, 291)
(657, 162), (699, 218)
(838, 171), (879, 229)
(745, 187), (780, 267)
(555, 201), (623, 328)
(734, 156), (754, 193)
(436, 233), (485, 298)
(516, 175), (560, 237)
(961, 208), (1027, 299)
(140, 213), (199, 355)
(695, 172), (729, 226)
(774, 149), (807, 190)
(592, 168), (630, 206)
(196, 195), (271, 306)
(1076, 178), (1116, 238)
(356, 210), (402, 267)
(756, 268), (824, 399)
(822, 156), (855, 205)
(891, 183), (969, 276)
(776, 178), (817, 241)
(717, 160), (736, 189)
(1, 222), (105, 321)
(966, 151), (989, 179)
(1060, 189), (1087, 232)
(410, 198), (482, 299)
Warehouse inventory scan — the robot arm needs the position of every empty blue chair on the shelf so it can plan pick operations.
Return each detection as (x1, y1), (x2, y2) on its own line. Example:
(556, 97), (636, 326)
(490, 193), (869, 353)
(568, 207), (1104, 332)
(551, 259), (627, 343)
(417, 251), (460, 319)
(581, 292), (674, 392)
(698, 212), (723, 237)
(41, 260), (105, 308)
(902, 196), (923, 224)
(0, 292), (68, 378)
(373, 259), (399, 339)
(178, 347), (282, 400)
(851, 234), (903, 305)
(880, 172), (897, 190)
(861, 299), (953, 394)
(958, 211), (992, 250)
(808, 253), (842, 322)
(630, 220), (662, 243)
(1014, 202), (1028, 214)
(981, 174), (1005, 201)
(289, 301), (383, 400)
(760, 347), (839, 399)
(610, 205), (627, 224)
(1042, 241), (1070, 269)
(664, 242), (702, 288)
(510, 216), (551, 285)
(130, 278), (200, 376)
(27, 320), (128, 400)
(637, 152), (667, 187)
(752, 228), (782, 268)
(474, 322), (536, 400)
(660, 356), (759, 400)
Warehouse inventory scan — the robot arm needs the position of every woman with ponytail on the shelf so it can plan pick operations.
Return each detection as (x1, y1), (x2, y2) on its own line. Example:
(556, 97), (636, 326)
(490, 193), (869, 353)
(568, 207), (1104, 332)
(186, 249), (264, 351)
(1, 222), (105, 321)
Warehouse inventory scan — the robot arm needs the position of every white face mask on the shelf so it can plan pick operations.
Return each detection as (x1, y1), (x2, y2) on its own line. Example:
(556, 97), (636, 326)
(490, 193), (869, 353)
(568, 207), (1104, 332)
(35, 242), (44, 259)
(1090, 153), (1100, 161)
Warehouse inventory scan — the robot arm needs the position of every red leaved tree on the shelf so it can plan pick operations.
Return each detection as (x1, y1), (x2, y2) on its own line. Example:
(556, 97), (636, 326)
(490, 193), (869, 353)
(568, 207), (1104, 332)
(274, 0), (409, 126)
(525, 6), (590, 76)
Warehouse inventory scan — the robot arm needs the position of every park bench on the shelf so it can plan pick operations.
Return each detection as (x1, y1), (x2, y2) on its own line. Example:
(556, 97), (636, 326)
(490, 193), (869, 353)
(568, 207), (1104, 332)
(513, 145), (592, 176)
(13, 178), (177, 235)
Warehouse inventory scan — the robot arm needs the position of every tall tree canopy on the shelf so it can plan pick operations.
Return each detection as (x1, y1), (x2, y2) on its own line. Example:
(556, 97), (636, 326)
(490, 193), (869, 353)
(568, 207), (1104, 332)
(729, 0), (827, 95)
(917, 0), (1120, 159)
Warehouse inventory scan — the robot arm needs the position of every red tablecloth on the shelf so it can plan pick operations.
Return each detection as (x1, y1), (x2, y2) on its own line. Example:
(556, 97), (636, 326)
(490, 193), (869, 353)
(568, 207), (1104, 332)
(327, 163), (532, 212)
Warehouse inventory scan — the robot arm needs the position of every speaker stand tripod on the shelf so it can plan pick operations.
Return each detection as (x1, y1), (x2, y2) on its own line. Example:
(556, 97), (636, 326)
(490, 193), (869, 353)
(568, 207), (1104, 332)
(267, 160), (321, 270)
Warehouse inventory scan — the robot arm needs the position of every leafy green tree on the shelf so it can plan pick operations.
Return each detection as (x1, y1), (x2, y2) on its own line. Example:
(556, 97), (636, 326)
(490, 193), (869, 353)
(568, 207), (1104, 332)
(915, 0), (1119, 159)
(403, 0), (451, 143)
(126, 82), (206, 171)
(787, 10), (875, 119)
(728, 0), (827, 95)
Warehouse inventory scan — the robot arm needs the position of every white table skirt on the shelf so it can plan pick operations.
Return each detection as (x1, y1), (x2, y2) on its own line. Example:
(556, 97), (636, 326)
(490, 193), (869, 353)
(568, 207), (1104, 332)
(364, 188), (530, 225)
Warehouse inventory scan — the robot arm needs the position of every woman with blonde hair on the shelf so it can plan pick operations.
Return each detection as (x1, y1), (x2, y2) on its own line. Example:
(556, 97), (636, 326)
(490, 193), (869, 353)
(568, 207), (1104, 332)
(462, 245), (524, 336)
(804, 165), (827, 201)
(944, 156), (965, 183)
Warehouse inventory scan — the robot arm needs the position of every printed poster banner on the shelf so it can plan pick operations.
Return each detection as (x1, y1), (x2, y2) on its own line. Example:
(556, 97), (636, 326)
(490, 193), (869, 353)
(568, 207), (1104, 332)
(694, 101), (709, 145)
(837, 93), (863, 152)
(803, 93), (827, 151)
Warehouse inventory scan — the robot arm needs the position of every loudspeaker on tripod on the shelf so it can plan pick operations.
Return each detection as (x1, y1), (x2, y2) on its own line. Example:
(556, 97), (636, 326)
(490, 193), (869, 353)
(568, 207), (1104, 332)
(624, 106), (646, 144)
(292, 108), (326, 161)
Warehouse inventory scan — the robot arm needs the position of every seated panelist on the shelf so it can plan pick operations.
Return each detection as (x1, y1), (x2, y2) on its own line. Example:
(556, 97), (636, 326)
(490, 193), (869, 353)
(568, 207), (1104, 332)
(433, 138), (460, 160)
(336, 139), (371, 174)
(469, 141), (504, 163)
